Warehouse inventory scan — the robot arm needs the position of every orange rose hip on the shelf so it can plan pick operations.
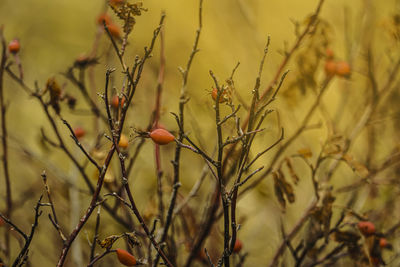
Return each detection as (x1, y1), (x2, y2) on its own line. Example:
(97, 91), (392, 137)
(73, 127), (85, 139)
(233, 239), (243, 253)
(357, 221), (376, 236)
(149, 129), (175, 145)
(116, 249), (136, 266)
(335, 61), (351, 77)
(118, 134), (129, 149)
(8, 39), (20, 54)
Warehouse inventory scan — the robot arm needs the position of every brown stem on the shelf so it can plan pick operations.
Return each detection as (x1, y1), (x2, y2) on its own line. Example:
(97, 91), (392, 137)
(153, 22), (166, 224)
(5, 67), (133, 230)
(12, 195), (44, 267)
(57, 70), (118, 266)
(56, 144), (116, 267)
(0, 26), (12, 259)
(268, 199), (318, 267)
(210, 71), (230, 267)
(114, 140), (173, 267)
(87, 249), (115, 267)
(221, 0), (326, 177)
(154, 2), (203, 266)
(240, 77), (332, 197)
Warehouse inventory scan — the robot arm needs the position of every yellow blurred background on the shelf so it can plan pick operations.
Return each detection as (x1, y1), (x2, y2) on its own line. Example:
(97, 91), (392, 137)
(1, 0), (400, 266)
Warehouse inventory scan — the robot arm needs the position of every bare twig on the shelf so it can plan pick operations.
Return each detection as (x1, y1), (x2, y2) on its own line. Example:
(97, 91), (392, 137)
(41, 171), (66, 243)
(62, 119), (101, 171)
(89, 206), (102, 262)
(154, 3), (204, 266)
(12, 195), (44, 267)
(268, 199), (318, 267)
(152, 20), (166, 224)
(0, 25), (12, 259)
(209, 70), (231, 267)
(87, 249), (115, 267)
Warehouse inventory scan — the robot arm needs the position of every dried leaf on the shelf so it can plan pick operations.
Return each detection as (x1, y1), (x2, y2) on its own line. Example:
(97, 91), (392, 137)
(273, 172), (286, 209)
(124, 232), (141, 247)
(278, 170), (295, 203)
(298, 148), (312, 158)
(305, 211), (323, 247)
(285, 157), (299, 184)
(109, 1), (146, 35)
(333, 230), (360, 243)
(342, 154), (370, 178)
(98, 235), (120, 249)
(324, 144), (342, 155)
(328, 135), (345, 143)
(46, 77), (62, 114)
(321, 192), (335, 239)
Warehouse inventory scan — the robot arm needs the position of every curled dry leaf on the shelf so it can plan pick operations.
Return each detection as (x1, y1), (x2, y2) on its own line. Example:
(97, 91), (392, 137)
(98, 235), (120, 249)
(109, 1), (146, 35)
(46, 77), (62, 114)
(273, 171), (296, 209)
(285, 157), (299, 184)
(342, 154), (370, 178)
(124, 232), (141, 247)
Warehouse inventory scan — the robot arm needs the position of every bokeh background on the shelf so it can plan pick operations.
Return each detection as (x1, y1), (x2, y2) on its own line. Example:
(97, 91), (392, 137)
(1, 0), (400, 266)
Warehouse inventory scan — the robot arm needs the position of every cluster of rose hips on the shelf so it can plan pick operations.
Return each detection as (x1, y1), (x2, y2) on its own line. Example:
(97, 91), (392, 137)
(357, 221), (390, 248)
(111, 95), (126, 109)
(324, 48), (351, 78)
(357, 221), (391, 265)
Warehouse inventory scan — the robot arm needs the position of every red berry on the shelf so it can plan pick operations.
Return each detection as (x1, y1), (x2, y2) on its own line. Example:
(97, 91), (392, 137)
(357, 221), (376, 236)
(73, 127), (85, 139)
(335, 61), (351, 77)
(149, 129), (175, 145)
(0, 217), (5, 227)
(118, 134), (129, 149)
(107, 23), (121, 39)
(326, 48), (334, 59)
(379, 237), (388, 248)
(233, 239), (243, 253)
(116, 249), (136, 266)
(324, 60), (336, 77)
(97, 13), (111, 26)
(111, 95), (126, 109)
(97, 14), (121, 39)
(211, 88), (227, 103)
(8, 39), (20, 54)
